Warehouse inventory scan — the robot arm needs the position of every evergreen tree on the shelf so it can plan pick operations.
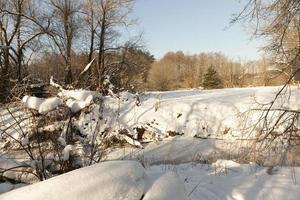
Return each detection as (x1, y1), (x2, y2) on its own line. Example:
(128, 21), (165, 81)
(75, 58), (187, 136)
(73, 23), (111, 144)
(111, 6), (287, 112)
(202, 66), (223, 89)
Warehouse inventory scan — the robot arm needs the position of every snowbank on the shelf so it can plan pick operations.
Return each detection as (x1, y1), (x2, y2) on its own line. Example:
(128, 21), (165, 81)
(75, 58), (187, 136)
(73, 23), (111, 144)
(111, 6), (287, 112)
(144, 171), (188, 200)
(146, 162), (300, 200)
(21, 86), (300, 141)
(1, 161), (147, 200)
(1, 158), (300, 200)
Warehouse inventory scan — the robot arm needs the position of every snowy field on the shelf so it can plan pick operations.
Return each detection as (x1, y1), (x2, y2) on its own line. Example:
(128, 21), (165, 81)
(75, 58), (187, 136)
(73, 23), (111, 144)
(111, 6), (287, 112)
(0, 86), (300, 199)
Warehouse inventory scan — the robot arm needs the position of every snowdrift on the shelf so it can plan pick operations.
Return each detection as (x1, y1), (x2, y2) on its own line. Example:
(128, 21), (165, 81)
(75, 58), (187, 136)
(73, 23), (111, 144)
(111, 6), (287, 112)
(1, 161), (147, 200)
(2, 160), (300, 200)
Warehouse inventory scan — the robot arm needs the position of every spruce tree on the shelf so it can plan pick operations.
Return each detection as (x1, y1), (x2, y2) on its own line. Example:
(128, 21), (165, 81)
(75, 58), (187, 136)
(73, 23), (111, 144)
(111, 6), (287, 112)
(202, 66), (223, 89)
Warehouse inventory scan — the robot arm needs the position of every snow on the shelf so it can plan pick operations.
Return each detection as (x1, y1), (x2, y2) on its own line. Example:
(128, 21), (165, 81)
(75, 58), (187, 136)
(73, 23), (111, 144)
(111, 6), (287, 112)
(1, 161), (147, 200)
(212, 159), (241, 173)
(38, 97), (63, 114)
(99, 86), (299, 141)
(79, 58), (95, 76)
(0, 156), (39, 183)
(146, 161), (300, 200)
(2, 86), (300, 199)
(22, 96), (63, 114)
(120, 134), (143, 148)
(58, 89), (100, 101)
(22, 96), (44, 110)
(0, 183), (14, 194)
(66, 94), (93, 113)
(143, 171), (188, 200)
(62, 145), (74, 161)
(20, 86), (300, 142)
(0, 183), (26, 194)
(2, 160), (300, 200)
(50, 76), (63, 90)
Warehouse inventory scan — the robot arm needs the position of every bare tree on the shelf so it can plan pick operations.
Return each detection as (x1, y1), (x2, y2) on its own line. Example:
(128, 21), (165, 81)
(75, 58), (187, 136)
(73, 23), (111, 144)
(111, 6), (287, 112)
(89, 0), (135, 88)
(48, 0), (81, 84)
(232, 0), (300, 77)
(0, 0), (51, 101)
(82, 0), (98, 64)
(233, 0), (300, 163)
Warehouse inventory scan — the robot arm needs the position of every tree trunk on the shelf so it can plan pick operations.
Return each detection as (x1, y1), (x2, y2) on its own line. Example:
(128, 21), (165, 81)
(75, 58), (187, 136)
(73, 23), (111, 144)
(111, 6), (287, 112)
(64, 61), (73, 84)
(97, 17), (106, 88)
(16, 0), (22, 83)
(0, 49), (10, 102)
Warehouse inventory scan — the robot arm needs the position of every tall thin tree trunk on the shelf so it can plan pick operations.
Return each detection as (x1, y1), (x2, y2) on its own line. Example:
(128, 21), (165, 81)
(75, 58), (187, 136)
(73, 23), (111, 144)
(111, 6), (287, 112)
(88, 9), (95, 63)
(16, 0), (22, 82)
(97, 20), (106, 88)
(0, 49), (10, 101)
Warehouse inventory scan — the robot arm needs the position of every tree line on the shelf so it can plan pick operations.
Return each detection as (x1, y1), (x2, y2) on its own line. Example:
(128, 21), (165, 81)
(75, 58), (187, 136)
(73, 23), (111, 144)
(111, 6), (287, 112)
(147, 51), (286, 91)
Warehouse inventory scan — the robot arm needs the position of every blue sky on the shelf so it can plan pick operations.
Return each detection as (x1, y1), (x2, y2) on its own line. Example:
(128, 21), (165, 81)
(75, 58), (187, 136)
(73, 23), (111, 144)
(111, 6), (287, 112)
(132, 0), (263, 60)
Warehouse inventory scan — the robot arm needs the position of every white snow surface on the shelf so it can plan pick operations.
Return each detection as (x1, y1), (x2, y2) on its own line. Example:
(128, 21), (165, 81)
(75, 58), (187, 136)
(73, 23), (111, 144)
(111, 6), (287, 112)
(2, 86), (300, 199)
(1, 161), (147, 200)
(66, 94), (93, 113)
(0, 156), (39, 183)
(146, 160), (300, 200)
(20, 86), (300, 141)
(58, 89), (101, 101)
(62, 145), (74, 161)
(101, 86), (300, 139)
(143, 171), (188, 200)
(2, 160), (300, 200)
(22, 96), (63, 114)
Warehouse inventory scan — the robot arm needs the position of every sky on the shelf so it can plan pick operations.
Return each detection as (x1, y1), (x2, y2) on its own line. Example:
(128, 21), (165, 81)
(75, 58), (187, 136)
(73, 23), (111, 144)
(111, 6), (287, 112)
(132, 0), (263, 60)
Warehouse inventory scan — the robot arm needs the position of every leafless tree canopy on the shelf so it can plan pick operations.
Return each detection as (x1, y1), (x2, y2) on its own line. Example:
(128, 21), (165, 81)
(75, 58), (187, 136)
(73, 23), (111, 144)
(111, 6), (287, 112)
(232, 0), (300, 156)
(232, 0), (300, 76)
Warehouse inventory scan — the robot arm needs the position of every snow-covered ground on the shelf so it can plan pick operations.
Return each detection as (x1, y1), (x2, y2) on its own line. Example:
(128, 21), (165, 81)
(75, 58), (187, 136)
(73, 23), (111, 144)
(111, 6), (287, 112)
(1, 86), (300, 199)
(2, 160), (300, 200)
(104, 86), (300, 165)
(106, 86), (300, 139)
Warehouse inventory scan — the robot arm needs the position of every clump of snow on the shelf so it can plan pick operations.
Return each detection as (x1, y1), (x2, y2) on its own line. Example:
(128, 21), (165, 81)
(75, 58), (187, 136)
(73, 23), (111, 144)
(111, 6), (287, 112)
(144, 171), (188, 200)
(212, 159), (241, 174)
(62, 145), (74, 161)
(66, 95), (94, 113)
(119, 134), (143, 148)
(58, 89), (100, 102)
(1, 161), (147, 200)
(22, 96), (63, 114)
(73, 105), (100, 137)
(212, 159), (241, 169)
(50, 76), (63, 90)
(22, 96), (43, 110)
(38, 97), (63, 114)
